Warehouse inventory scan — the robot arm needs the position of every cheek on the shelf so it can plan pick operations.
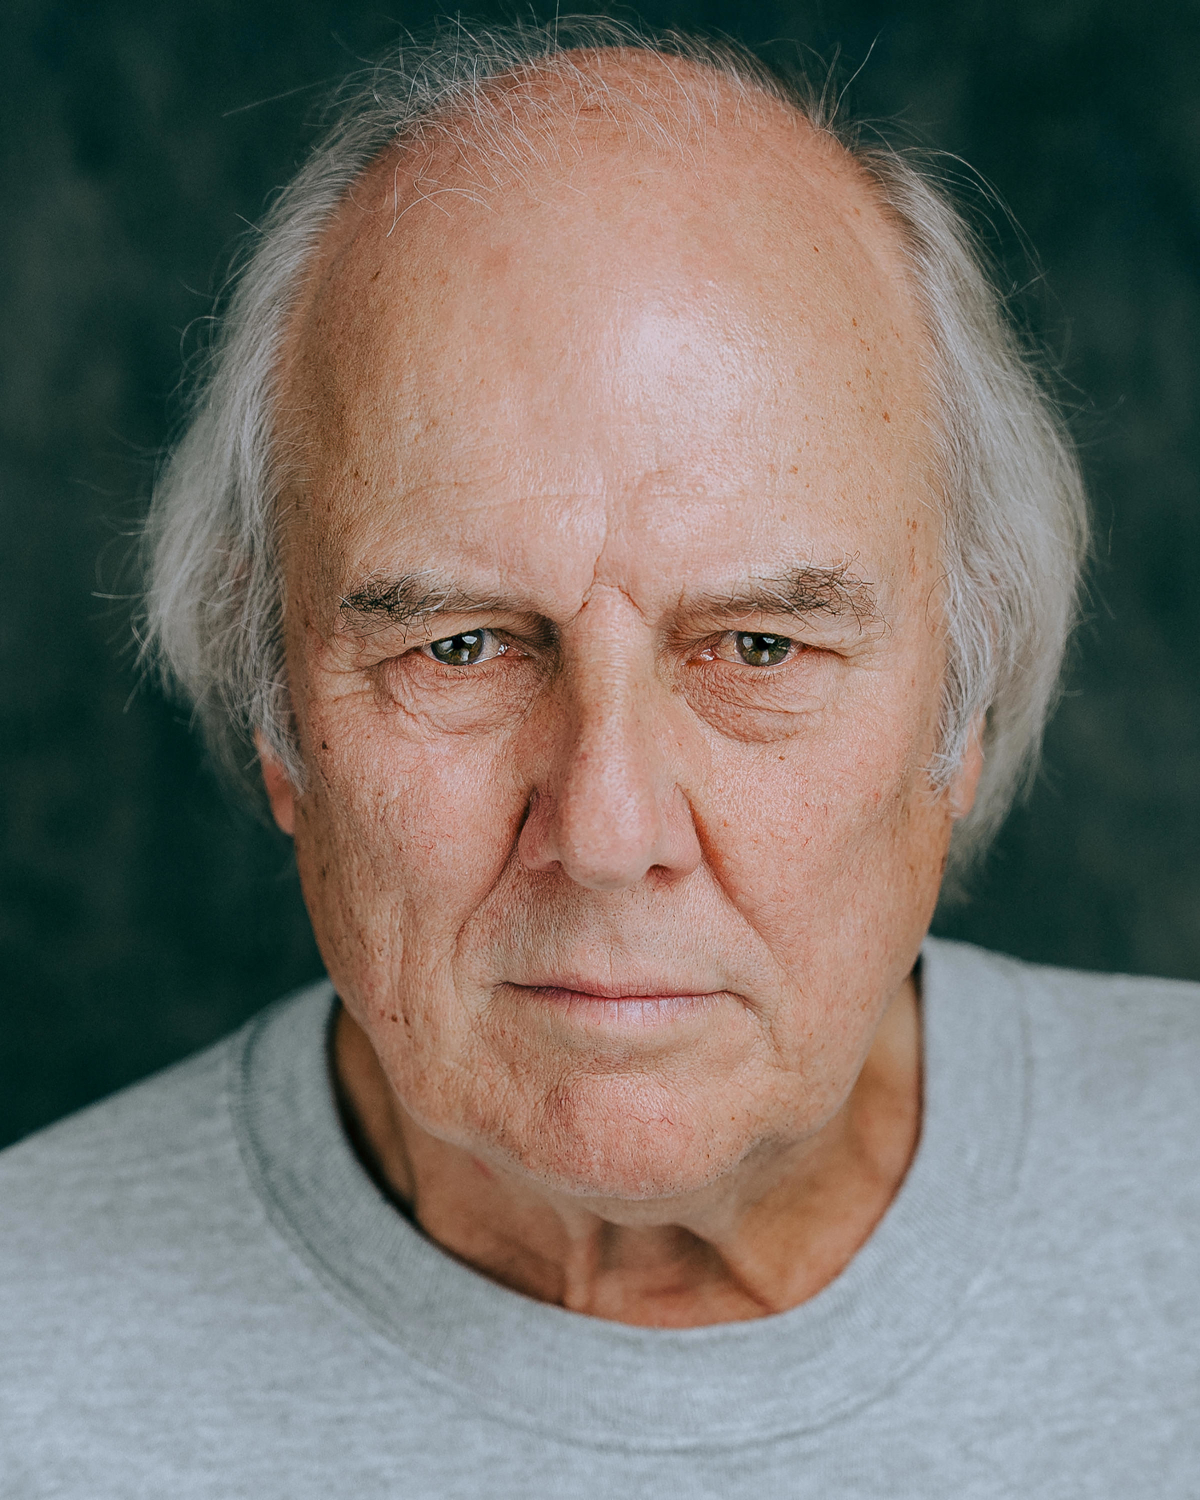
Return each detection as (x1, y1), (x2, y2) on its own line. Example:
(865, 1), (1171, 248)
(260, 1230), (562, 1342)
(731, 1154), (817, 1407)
(697, 685), (948, 948)
(290, 712), (529, 995)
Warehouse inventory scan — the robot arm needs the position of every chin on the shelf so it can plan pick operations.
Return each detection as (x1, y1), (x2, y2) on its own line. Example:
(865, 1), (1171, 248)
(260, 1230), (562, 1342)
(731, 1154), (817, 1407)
(471, 1075), (749, 1204)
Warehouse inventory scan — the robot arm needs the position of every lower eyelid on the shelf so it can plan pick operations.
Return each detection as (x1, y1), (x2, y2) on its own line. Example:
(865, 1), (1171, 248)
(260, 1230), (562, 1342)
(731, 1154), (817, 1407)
(701, 645), (800, 664)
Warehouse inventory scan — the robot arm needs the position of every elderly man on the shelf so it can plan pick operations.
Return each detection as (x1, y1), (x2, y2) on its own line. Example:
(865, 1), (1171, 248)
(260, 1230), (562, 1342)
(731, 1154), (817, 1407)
(2, 22), (1197, 1497)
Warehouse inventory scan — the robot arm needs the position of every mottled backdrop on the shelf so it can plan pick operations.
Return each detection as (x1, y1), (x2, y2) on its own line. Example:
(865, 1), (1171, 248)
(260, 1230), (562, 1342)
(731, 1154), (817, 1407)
(3, 0), (1198, 1147)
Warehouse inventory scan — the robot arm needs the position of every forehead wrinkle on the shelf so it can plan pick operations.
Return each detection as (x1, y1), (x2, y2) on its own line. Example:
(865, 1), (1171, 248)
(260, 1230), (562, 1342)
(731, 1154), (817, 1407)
(277, 59), (940, 635)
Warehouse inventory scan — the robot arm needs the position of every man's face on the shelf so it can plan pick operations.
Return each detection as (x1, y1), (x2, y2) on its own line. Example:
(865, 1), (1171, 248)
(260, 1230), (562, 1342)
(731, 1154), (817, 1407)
(269, 98), (972, 1204)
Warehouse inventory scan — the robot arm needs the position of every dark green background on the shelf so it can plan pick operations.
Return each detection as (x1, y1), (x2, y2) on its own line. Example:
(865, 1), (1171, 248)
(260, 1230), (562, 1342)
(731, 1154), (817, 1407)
(2, 0), (1198, 1149)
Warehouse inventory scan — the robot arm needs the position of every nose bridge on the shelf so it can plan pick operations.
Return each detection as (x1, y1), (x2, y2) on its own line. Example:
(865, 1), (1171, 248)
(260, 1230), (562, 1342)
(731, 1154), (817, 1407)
(519, 590), (701, 891)
(564, 633), (660, 831)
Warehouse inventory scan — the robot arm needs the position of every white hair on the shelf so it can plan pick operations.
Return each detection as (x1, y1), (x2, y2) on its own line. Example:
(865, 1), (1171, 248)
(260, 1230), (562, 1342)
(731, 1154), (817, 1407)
(141, 18), (1088, 884)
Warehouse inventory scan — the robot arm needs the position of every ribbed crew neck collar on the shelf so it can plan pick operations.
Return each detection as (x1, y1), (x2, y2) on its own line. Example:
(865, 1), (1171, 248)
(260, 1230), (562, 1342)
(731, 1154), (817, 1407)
(233, 938), (1028, 1450)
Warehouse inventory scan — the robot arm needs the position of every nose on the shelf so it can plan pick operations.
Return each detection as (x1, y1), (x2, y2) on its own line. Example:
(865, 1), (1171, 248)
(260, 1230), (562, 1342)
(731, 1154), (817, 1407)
(517, 640), (703, 893)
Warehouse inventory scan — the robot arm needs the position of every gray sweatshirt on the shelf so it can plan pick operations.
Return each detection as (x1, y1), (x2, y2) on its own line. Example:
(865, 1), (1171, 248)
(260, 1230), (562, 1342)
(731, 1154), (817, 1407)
(1, 938), (1197, 1496)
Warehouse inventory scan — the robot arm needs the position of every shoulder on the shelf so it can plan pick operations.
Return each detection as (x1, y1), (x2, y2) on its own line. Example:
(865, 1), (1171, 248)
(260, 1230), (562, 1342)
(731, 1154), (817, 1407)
(0, 1033), (233, 1243)
(926, 934), (1200, 1067)
(0, 980), (334, 1273)
(927, 937), (1200, 1201)
(0, 983), (344, 1487)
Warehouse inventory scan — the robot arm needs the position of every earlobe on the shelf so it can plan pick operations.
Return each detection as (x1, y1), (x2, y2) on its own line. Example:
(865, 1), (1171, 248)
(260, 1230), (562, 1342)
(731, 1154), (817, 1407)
(948, 716), (985, 821)
(255, 731), (297, 836)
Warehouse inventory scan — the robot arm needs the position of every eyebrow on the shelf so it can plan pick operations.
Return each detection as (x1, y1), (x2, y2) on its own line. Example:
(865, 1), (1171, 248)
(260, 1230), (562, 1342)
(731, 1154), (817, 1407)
(689, 566), (879, 629)
(337, 564), (879, 634)
(337, 575), (529, 635)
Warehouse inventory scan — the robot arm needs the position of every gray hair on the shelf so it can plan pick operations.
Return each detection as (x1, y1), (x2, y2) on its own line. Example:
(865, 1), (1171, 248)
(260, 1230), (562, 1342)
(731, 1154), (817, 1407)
(141, 18), (1088, 883)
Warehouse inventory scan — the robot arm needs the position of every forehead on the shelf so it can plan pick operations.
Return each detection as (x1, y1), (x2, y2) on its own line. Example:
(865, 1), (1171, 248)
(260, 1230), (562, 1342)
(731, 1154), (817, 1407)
(280, 61), (936, 611)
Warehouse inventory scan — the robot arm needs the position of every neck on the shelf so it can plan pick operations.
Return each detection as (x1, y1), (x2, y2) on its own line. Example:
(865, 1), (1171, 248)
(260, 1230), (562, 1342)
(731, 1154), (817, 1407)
(334, 976), (921, 1328)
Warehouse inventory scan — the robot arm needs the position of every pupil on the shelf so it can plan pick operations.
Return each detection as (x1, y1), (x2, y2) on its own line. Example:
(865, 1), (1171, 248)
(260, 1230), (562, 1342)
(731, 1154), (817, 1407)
(432, 631), (484, 664)
(736, 632), (789, 667)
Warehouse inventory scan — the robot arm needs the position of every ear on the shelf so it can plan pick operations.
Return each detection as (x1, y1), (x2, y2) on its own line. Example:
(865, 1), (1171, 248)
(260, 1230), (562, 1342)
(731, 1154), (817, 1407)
(947, 715), (985, 821)
(255, 730), (297, 836)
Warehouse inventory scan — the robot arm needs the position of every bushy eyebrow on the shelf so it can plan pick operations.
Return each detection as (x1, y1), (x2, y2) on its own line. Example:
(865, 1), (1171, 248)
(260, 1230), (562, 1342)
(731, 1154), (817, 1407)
(337, 574), (528, 636)
(688, 566), (879, 629)
(337, 563), (879, 635)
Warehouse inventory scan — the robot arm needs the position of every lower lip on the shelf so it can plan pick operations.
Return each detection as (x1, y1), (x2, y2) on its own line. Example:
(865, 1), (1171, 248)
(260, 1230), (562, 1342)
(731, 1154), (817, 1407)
(510, 986), (722, 1028)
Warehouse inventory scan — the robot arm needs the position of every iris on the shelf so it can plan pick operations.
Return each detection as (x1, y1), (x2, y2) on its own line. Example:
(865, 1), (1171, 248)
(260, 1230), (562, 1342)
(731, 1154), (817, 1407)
(430, 632), (488, 665)
(735, 633), (791, 667)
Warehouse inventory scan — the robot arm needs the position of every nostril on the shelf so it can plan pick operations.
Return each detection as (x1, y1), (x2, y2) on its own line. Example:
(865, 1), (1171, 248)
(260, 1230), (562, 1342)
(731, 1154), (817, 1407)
(519, 780), (702, 892)
(515, 789), (562, 875)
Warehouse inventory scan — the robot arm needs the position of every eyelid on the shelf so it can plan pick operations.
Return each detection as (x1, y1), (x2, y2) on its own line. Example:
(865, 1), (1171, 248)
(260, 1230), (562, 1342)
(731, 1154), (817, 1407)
(424, 626), (495, 645)
(415, 617), (556, 651)
(684, 619), (799, 643)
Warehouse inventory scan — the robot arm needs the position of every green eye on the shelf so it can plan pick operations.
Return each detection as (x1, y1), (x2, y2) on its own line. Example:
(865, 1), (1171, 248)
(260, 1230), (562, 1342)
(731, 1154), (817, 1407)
(734, 632), (791, 667)
(429, 631), (488, 665)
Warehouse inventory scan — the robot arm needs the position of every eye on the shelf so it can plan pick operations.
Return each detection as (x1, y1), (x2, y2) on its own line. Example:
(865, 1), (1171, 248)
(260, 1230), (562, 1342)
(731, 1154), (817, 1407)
(732, 632), (793, 667)
(423, 630), (507, 665)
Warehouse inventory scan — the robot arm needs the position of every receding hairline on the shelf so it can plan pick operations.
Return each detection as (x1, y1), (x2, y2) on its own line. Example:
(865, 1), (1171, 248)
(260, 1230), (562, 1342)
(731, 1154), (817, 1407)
(362, 43), (822, 203)
(277, 42), (934, 471)
(292, 48), (906, 313)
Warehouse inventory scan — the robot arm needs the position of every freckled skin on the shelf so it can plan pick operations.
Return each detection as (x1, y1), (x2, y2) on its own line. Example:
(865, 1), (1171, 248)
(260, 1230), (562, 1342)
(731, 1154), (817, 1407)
(261, 58), (983, 1328)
